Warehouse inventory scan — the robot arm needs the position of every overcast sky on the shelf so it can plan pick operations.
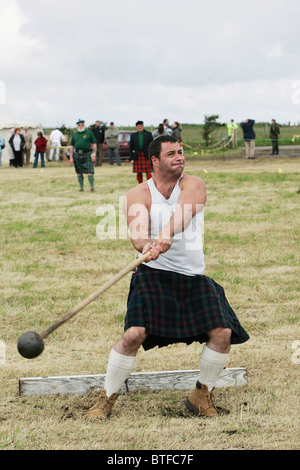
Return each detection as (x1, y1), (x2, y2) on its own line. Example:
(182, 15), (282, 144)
(1, 0), (300, 127)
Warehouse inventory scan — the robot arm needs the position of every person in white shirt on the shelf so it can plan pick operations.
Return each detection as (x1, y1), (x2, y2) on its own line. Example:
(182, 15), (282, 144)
(49, 128), (64, 161)
(163, 118), (173, 135)
(87, 135), (249, 420)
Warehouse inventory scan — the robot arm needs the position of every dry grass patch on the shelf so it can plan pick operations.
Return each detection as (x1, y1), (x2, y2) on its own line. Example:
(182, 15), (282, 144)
(0, 157), (299, 450)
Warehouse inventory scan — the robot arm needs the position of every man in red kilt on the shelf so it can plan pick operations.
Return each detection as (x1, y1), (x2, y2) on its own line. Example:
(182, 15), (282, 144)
(88, 135), (249, 419)
(129, 120), (153, 184)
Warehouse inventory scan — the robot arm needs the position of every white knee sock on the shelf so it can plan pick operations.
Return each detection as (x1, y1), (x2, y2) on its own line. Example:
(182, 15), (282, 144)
(104, 348), (136, 397)
(199, 345), (229, 391)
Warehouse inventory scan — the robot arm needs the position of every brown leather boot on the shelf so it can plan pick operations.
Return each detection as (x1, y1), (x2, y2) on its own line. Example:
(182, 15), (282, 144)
(185, 382), (218, 417)
(87, 389), (118, 419)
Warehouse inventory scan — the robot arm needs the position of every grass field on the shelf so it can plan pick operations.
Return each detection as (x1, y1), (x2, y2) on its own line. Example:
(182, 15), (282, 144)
(0, 153), (299, 450)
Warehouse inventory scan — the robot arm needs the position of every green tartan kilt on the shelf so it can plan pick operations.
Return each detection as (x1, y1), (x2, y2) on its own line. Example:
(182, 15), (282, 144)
(125, 264), (250, 351)
(74, 152), (94, 174)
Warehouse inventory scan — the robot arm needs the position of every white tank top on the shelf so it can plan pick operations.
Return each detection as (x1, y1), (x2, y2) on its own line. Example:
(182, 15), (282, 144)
(141, 177), (205, 276)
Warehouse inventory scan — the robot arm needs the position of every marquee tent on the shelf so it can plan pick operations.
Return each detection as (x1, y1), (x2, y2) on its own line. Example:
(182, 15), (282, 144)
(0, 110), (43, 164)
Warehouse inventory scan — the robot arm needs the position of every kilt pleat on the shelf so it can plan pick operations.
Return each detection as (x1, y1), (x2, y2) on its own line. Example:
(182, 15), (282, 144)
(125, 264), (250, 350)
(132, 151), (152, 173)
(74, 152), (94, 174)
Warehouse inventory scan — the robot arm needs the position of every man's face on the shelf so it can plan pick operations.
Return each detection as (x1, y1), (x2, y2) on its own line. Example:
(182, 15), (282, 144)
(77, 123), (85, 132)
(136, 124), (144, 133)
(155, 141), (185, 176)
(95, 121), (100, 127)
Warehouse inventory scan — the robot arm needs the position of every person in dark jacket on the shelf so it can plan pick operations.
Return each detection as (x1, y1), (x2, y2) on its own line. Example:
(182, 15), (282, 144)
(269, 119), (280, 155)
(9, 128), (25, 168)
(240, 119), (256, 159)
(129, 120), (153, 184)
(172, 121), (182, 142)
(92, 120), (105, 166)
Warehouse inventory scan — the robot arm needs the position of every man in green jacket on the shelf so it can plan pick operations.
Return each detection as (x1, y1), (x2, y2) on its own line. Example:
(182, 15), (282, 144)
(69, 119), (97, 192)
(269, 119), (280, 155)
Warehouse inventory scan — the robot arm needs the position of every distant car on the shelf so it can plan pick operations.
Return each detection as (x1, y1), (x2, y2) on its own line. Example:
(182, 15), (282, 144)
(103, 130), (134, 161)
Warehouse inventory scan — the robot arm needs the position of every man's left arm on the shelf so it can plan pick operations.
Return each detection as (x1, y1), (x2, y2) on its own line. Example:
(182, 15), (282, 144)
(155, 175), (206, 253)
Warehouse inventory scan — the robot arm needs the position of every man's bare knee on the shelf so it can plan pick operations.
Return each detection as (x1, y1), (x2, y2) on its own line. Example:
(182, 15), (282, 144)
(123, 327), (147, 347)
(114, 327), (147, 355)
(206, 327), (231, 353)
(209, 327), (231, 340)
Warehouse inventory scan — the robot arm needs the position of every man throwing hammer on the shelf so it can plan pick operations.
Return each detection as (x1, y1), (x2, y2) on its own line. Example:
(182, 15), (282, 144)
(88, 135), (249, 419)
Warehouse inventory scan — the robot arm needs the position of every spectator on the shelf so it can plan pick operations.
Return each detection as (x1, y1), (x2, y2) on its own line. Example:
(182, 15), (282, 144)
(69, 119), (97, 192)
(129, 120), (153, 184)
(163, 119), (173, 135)
(152, 123), (170, 139)
(22, 127), (33, 166)
(106, 122), (121, 166)
(240, 119), (256, 159)
(33, 132), (47, 168)
(226, 119), (238, 147)
(269, 119), (280, 155)
(49, 127), (64, 162)
(9, 128), (25, 168)
(172, 121), (182, 142)
(0, 134), (5, 167)
(92, 120), (105, 166)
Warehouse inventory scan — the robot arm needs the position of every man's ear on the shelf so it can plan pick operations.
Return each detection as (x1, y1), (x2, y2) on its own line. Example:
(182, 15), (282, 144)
(151, 155), (159, 168)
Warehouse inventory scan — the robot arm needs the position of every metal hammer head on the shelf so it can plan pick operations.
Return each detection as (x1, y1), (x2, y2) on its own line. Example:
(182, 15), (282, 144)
(17, 331), (45, 359)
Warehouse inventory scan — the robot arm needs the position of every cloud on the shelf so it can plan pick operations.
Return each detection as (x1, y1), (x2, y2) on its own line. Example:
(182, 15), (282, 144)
(0, 1), (43, 70)
(1, 0), (300, 126)
(263, 44), (283, 60)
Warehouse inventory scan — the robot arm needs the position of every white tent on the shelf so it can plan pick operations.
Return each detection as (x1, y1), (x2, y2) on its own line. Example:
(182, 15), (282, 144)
(0, 110), (43, 164)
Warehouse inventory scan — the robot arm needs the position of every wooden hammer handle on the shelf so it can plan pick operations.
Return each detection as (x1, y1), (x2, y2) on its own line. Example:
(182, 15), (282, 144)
(40, 251), (151, 339)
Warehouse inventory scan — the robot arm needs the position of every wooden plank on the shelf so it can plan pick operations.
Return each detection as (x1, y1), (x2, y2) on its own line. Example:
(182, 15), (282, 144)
(19, 367), (247, 396)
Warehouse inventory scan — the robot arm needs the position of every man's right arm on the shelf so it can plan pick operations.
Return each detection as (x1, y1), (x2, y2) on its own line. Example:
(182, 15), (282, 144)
(69, 145), (74, 163)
